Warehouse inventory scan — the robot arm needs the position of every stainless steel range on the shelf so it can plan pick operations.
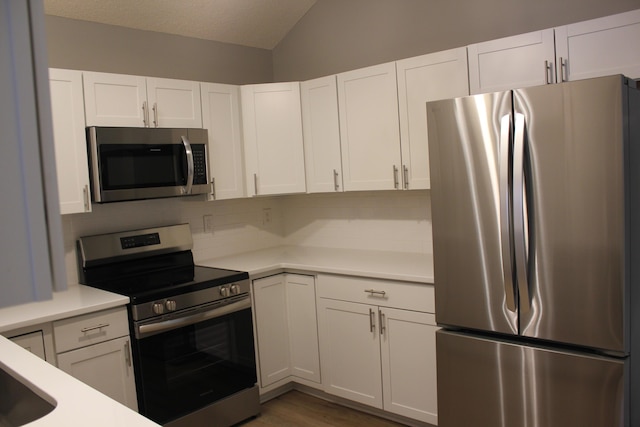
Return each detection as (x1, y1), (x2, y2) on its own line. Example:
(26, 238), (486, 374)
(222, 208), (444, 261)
(77, 224), (259, 427)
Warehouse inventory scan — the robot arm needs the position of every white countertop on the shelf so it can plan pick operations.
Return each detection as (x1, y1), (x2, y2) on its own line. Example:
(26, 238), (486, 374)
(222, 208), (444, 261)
(0, 285), (129, 333)
(0, 336), (160, 427)
(199, 246), (433, 284)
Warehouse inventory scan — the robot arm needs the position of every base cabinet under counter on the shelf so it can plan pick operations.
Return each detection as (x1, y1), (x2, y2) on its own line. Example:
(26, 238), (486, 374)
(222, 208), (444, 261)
(316, 274), (438, 425)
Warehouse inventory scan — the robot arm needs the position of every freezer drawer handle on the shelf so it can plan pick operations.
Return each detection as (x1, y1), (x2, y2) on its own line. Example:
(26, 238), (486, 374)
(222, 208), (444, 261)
(364, 289), (386, 297)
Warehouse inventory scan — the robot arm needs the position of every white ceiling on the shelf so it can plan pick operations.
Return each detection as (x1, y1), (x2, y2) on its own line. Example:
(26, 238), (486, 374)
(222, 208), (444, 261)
(43, 0), (317, 50)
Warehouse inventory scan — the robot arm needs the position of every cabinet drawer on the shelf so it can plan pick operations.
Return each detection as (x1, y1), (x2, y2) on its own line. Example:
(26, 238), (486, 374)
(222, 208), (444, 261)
(317, 274), (434, 313)
(54, 306), (129, 353)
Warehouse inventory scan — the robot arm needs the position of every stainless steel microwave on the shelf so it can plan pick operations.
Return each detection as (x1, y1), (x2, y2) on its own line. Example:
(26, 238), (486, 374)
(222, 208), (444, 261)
(87, 127), (210, 203)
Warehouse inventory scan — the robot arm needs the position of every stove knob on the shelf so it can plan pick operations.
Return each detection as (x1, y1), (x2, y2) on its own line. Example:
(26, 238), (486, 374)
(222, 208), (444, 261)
(152, 302), (165, 315)
(230, 284), (240, 295)
(165, 300), (177, 312)
(220, 286), (230, 297)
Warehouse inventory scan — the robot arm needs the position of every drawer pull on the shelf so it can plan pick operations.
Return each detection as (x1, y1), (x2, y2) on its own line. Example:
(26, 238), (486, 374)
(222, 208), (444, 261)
(364, 289), (386, 297)
(81, 323), (110, 333)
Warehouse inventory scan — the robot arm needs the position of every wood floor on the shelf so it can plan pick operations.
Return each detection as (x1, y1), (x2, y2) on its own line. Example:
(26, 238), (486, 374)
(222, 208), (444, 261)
(239, 390), (406, 427)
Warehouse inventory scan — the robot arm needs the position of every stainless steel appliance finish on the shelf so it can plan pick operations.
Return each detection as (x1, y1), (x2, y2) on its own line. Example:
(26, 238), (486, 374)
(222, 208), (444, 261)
(427, 75), (640, 427)
(78, 224), (259, 427)
(87, 126), (211, 203)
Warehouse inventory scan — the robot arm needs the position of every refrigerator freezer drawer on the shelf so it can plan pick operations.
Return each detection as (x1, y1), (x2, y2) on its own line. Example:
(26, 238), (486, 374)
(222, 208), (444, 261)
(437, 330), (626, 427)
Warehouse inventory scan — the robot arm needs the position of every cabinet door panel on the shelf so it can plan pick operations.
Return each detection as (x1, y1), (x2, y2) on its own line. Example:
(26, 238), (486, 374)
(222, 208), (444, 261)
(396, 48), (469, 190)
(241, 83), (306, 196)
(468, 29), (556, 94)
(380, 308), (438, 424)
(83, 71), (147, 126)
(301, 75), (343, 193)
(318, 299), (382, 408)
(285, 274), (320, 383)
(9, 331), (46, 360)
(337, 62), (401, 191)
(49, 68), (90, 214)
(555, 9), (640, 81)
(57, 336), (137, 411)
(252, 275), (291, 387)
(201, 83), (245, 200)
(147, 77), (202, 128)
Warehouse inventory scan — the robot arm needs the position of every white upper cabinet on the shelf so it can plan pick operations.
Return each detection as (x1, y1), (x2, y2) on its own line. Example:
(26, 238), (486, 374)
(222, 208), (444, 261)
(555, 9), (640, 81)
(49, 68), (91, 214)
(201, 83), (245, 200)
(337, 62), (402, 191)
(241, 82), (306, 196)
(396, 48), (469, 190)
(83, 71), (202, 128)
(301, 75), (343, 193)
(468, 29), (557, 94)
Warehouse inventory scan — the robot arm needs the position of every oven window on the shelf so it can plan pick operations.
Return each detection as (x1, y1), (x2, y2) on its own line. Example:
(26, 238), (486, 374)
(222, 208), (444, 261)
(134, 307), (256, 425)
(99, 144), (188, 190)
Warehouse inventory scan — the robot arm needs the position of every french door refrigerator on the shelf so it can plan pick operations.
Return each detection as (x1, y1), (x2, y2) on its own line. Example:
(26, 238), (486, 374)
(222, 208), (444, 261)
(426, 75), (640, 427)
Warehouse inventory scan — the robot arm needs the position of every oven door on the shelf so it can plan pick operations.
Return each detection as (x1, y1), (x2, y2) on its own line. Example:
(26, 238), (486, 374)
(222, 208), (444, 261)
(132, 296), (257, 425)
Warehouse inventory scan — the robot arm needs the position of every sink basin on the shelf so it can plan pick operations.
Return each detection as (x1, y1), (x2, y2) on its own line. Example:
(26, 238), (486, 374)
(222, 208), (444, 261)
(0, 365), (55, 427)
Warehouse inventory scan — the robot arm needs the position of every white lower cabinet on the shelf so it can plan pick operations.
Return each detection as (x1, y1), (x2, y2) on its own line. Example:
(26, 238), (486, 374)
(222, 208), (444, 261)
(53, 307), (138, 411)
(9, 330), (47, 360)
(252, 273), (321, 390)
(317, 274), (438, 425)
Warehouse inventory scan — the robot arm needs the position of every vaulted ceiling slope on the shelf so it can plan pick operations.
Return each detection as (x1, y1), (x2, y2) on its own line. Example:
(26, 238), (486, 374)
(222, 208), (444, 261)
(44, 0), (317, 50)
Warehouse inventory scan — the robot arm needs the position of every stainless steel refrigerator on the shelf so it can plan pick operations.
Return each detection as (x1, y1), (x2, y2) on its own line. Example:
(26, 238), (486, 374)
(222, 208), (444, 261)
(426, 75), (640, 427)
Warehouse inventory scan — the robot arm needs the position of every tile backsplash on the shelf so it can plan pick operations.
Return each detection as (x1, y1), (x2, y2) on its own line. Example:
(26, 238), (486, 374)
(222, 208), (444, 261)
(63, 190), (432, 285)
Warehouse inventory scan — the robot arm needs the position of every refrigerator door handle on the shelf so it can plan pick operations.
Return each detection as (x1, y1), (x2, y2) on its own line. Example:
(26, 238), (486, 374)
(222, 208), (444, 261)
(513, 113), (531, 313)
(499, 114), (516, 312)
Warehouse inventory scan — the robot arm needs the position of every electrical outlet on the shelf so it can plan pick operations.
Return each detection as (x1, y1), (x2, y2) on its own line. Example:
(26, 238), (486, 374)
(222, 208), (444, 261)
(203, 214), (214, 233)
(262, 208), (272, 226)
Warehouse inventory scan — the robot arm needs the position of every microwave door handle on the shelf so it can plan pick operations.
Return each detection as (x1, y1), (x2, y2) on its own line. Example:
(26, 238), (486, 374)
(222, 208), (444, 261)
(181, 136), (194, 194)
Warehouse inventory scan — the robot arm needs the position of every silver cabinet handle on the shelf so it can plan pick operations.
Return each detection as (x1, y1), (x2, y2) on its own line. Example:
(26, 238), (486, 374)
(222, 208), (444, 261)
(379, 310), (386, 336)
(253, 173), (258, 196)
(181, 136), (194, 195)
(83, 184), (90, 212)
(152, 102), (158, 127)
(369, 308), (375, 333)
(364, 289), (386, 297)
(393, 165), (399, 189)
(559, 57), (567, 82)
(210, 178), (216, 199)
(81, 323), (109, 333)
(333, 169), (340, 191)
(544, 60), (553, 84)
(403, 165), (409, 189)
(142, 101), (148, 127)
(124, 340), (132, 367)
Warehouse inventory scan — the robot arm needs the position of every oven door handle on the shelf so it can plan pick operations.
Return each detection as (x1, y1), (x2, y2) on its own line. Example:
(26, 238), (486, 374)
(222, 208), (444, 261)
(135, 297), (251, 339)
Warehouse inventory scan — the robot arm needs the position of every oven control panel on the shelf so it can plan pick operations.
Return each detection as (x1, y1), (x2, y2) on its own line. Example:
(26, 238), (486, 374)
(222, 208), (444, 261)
(120, 232), (161, 249)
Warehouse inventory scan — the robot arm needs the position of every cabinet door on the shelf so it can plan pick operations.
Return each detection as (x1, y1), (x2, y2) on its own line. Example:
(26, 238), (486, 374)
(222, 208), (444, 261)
(555, 9), (640, 81)
(9, 331), (46, 360)
(201, 83), (245, 200)
(301, 75), (343, 193)
(49, 68), (90, 214)
(317, 298), (382, 408)
(380, 308), (438, 425)
(83, 71), (148, 127)
(337, 62), (402, 191)
(252, 275), (291, 387)
(285, 274), (320, 383)
(241, 82), (306, 196)
(146, 77), (202, 128)
(57, 336), (138, 411)
(468, 29), (556, 94)
(396, 48), (469, 190)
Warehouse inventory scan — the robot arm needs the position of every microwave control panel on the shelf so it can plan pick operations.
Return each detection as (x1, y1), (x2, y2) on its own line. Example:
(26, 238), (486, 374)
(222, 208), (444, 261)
(192, 145), (207, 185)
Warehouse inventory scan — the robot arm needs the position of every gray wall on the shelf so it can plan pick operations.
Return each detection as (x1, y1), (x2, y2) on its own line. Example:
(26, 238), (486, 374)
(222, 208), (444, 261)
(45, 16), (273, 84)
(273, 0), (640, 81)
